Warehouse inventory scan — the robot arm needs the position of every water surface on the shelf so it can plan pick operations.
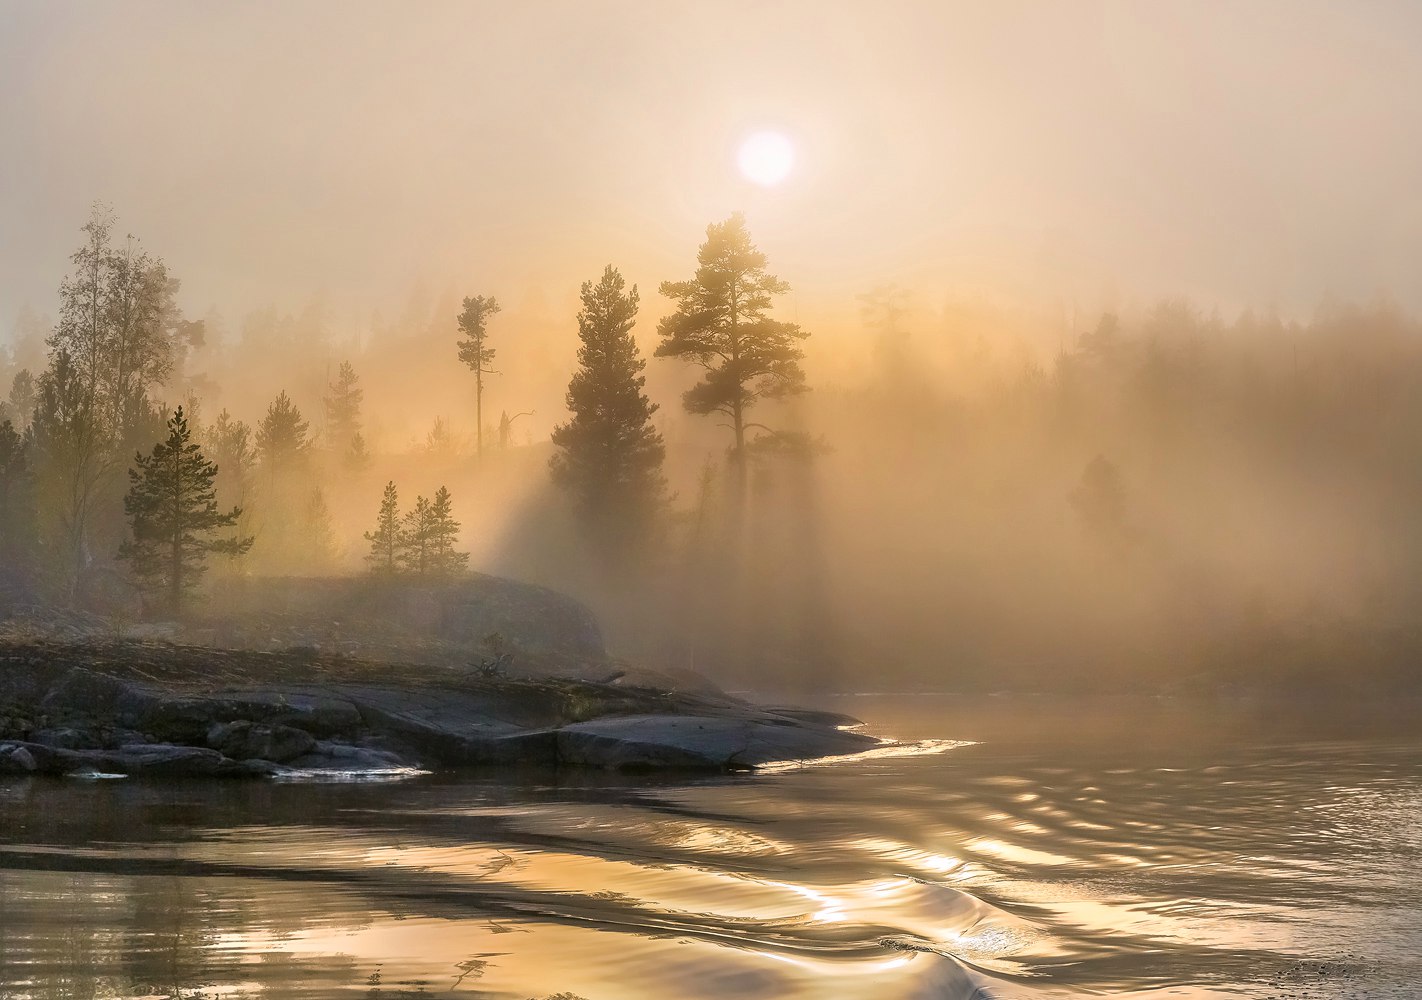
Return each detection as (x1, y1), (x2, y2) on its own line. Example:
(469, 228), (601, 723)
(1, 694), (1418, 998)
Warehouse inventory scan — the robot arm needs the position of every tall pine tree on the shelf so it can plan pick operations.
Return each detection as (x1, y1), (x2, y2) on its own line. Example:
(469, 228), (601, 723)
(550, 265), (665, 553)
(655, 213), (809, 476)
(118, 407), (253, 614)
(456, 295), (501, 459)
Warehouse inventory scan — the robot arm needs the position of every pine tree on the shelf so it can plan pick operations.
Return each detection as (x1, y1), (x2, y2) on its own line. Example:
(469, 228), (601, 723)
(179, 392), (205, 444)
(427, 485), (470, 577)
(118, 407), (253, 614)
(456, 295), (501, 459)
(425, 416), (457, 456)
(7, 369), (35, 428)
(209, 408), (254, 484)
(364, 480), (400, 574)
(252, 391), (312, 575)
(345, 431), (371, 473)
(396, 485), (469, 579)
(256, 390), (310, 468)
(550, 265), (665, 551)
(207, 407), (255, 571)
(324, 360), (363, 455)
(397, 493), (434, 577)
(656, 213), (809, 474)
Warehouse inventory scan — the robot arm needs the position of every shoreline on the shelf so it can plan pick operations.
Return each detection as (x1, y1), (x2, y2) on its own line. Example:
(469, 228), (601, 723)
(0, 637), (879, 779)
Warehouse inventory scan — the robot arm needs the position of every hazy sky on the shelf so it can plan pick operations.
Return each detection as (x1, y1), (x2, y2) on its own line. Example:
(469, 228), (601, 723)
(3, 0), (1421, 339)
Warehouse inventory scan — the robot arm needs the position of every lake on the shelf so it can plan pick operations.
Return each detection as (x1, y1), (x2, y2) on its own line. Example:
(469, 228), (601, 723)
(1, 694), (1419, 998)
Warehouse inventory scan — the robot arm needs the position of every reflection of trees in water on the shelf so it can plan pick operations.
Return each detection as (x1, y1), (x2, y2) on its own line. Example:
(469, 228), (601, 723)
(251, 949), (361, 999)
(0, 778), (620, 998)
(0, 870), (126, 1000)
(123, 876), (216, 996)
(0, 852), (372, 997)
(4, 872), (371, 999)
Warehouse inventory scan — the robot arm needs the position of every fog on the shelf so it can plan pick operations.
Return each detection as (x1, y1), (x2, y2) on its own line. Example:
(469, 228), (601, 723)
(3, 1), (1422, 693)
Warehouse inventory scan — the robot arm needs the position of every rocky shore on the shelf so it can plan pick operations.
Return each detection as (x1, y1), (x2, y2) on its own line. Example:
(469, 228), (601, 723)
(0, 638), (878, 778)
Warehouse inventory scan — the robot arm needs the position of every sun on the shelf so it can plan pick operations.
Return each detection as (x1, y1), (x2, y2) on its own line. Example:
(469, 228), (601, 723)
(737, 130), (795, 186)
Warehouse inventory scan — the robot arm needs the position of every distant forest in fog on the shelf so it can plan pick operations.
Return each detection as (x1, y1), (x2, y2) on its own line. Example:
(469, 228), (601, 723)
(4, 205), (1422, 695)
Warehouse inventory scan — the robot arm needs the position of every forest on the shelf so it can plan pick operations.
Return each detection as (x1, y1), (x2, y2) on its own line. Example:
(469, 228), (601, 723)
(3, 204), (1422, 696)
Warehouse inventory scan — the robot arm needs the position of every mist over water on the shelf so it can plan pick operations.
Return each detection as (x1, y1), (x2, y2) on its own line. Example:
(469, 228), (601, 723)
(3, 4), (1422, 998)
(0, 8), (1419, 694)
(1, 3), (1421, 693)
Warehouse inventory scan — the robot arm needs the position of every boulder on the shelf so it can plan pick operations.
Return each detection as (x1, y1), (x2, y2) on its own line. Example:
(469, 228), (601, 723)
(0, 740), (68, 773)
(205, 720), (316, 763)
(0, 743), (37, 773)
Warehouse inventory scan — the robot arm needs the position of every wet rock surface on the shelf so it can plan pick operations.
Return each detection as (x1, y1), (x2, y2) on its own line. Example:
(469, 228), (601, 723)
(0, 638), (878, 778)
(205, 721), (315, 764)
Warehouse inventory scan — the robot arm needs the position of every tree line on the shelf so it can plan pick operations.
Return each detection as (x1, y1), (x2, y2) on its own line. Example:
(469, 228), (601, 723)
(0, 206), (810, 616)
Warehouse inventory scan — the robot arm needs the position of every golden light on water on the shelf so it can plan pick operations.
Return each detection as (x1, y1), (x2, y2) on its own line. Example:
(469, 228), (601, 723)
(737, 130), (795, 186)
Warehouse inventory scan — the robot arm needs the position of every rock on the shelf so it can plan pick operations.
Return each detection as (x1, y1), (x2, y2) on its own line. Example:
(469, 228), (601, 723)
(137, 691), (362, 742)
(0, 740), (66, 773)
(205, 720), (315, 763)
(0, 639), (891, 777)
(0, 740), (229, 777)
(29, 727), (101, 750)
(134, 696), (229, 743)
(465, 728), (560, 766)
(0, 658), (62, 707)
(285, 741), (410, 771)
(96, 743), (229, 776)
(217, 757), (291, 778)
(99, 728), (150, 750)
(556, 714), (880, 771)
(39, 667), (157, 725)
(254, 691), (364, 736)
(729, 716), (880, 765)
(0, 743), (37, 773)
(345, 685), (548, 760)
